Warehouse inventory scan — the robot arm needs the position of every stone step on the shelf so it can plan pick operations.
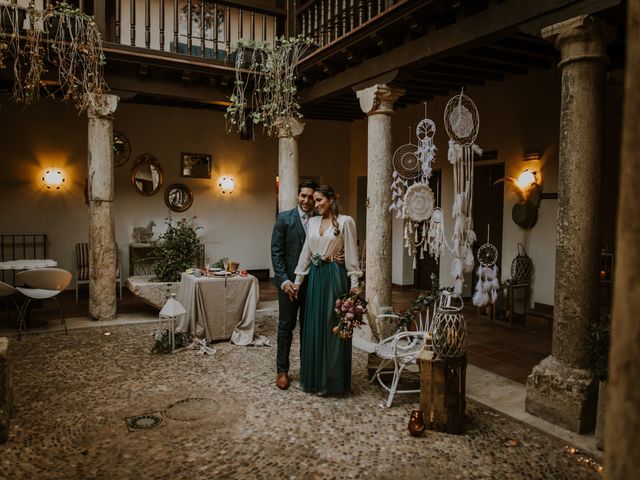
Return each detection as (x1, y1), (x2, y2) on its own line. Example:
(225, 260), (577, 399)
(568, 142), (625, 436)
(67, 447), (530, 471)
(526, 303), (554, 328)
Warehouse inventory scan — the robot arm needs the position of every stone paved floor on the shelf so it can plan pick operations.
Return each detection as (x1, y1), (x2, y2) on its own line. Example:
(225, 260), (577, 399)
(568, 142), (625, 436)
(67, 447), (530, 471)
(1, 319), (598, 480)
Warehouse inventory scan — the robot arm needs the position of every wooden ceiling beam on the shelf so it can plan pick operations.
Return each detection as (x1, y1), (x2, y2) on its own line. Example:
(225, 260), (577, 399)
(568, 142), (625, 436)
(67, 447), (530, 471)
(436, 56), (527, 75)
(300, 0), (590, 105)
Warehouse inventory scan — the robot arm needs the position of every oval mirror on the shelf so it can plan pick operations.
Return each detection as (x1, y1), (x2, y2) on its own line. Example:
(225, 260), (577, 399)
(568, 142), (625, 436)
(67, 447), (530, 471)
(164, 183), (193, 212)
(131, 153), (163, 196)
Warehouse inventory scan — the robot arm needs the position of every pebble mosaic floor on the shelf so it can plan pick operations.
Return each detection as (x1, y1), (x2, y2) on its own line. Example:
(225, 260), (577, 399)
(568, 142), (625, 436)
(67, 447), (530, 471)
(1, 317), (599, 480)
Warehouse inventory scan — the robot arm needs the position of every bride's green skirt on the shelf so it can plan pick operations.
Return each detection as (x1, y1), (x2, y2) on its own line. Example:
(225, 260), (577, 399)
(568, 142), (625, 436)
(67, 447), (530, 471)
(300, 261), (352, 395)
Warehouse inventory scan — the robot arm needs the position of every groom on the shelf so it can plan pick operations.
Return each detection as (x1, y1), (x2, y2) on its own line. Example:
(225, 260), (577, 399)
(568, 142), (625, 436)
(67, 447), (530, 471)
(271, 180), (319, 390)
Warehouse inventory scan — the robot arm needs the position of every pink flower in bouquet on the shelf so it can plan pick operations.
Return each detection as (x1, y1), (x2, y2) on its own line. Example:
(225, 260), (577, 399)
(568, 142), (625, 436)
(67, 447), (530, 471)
(346, 312), (354, 320)
(341, 304), (349, 312)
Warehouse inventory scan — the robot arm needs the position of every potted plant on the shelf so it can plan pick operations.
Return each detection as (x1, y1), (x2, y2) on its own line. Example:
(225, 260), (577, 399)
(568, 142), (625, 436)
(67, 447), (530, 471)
(589, 313), (610, 450)
(152, 216), (203, 282)
(225, 35), (315, 138)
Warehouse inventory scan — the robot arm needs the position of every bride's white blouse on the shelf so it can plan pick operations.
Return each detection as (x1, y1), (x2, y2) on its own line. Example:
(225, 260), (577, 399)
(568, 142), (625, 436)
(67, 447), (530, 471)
(294, 214), (362, 289)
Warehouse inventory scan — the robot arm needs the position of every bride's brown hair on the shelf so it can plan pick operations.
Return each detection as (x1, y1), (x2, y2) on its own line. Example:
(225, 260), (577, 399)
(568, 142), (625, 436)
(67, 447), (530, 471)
(316, 185), (341, 236)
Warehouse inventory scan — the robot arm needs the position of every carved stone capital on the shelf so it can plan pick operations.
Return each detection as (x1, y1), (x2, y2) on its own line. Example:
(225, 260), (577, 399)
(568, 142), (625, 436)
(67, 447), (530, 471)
(356, 84), (405, 116)
(276, 117), (305, 138)
(86, 94), (119, 119)
(542, 15), (615, 69)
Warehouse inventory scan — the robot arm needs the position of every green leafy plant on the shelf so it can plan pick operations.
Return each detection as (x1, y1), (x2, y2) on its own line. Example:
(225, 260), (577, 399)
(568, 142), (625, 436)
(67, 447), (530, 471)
(225, 35), (314, 138)
(152, 216), (203, 282)
(151, 330), (193, 354)
(588, 314), (611, 382)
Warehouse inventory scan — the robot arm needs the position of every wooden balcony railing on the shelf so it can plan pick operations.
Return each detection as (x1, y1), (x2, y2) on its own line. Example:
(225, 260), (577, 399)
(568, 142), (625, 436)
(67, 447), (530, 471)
(296, 0), (398, 47)
(6, 0), (285, 62)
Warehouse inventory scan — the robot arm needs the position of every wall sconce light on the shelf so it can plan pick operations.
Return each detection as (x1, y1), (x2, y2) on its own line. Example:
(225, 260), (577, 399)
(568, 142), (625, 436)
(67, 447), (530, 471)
(42, 169), (65, 190)
(494, 167), (543, 230)
(218, 176), (236, 194)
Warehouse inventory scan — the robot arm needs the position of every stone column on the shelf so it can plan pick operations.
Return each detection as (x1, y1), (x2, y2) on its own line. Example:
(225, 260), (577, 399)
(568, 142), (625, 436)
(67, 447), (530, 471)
(87, 94), (119, 321)
(605, 2), (640, 477)
(356, 84), (404, 314)
(525, 16), (614, 433)
(277, 117), (305, 212)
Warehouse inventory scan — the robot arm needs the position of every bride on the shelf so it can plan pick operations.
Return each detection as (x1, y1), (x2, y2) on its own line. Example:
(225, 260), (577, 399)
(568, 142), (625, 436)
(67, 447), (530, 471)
(293, 185), (362, 395)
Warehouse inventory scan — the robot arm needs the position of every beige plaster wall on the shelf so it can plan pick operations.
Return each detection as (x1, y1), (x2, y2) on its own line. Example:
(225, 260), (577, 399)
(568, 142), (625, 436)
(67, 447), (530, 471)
(349, 67), (621, 307)
(0, 96), (351, 285)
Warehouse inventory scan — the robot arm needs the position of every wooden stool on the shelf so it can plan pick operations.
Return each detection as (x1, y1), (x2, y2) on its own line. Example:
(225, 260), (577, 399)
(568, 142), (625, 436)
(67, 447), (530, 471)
(418, 354), (467, 434)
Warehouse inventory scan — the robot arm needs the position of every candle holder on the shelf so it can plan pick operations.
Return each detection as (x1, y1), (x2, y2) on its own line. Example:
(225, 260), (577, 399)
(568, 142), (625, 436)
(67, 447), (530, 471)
(431, 292), (467, 358)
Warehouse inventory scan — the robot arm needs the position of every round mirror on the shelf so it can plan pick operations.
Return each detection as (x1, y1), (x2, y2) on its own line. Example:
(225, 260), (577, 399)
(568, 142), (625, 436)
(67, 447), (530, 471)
(131, 153), (163, 196)
(165, 183), (193, 212)
(113, 131), (132, 167)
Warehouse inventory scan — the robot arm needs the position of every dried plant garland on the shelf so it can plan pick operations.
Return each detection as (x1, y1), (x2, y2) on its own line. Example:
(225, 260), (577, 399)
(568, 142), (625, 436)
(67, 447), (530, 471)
(225, 35), (314, 138)
(0, 2), (107, 112)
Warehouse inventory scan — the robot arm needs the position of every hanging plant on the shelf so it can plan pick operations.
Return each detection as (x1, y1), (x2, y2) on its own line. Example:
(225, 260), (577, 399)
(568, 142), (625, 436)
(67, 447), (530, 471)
(0, 1), (107, 112)
(225, 35), (314, 138)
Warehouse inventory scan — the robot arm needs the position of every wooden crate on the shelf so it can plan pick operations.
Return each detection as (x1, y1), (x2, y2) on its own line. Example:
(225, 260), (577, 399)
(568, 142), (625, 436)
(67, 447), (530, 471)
(418, 354), (467, 434)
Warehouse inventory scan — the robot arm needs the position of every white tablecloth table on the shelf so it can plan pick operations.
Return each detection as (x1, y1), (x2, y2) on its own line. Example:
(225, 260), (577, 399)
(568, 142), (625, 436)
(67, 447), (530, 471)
(0, 259), (58, 270)
(177, 273), (259, 345)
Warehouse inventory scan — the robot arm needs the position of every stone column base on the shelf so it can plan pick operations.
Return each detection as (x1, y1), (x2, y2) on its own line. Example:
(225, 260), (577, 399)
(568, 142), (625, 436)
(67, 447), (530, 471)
(525, 356), (597, 433)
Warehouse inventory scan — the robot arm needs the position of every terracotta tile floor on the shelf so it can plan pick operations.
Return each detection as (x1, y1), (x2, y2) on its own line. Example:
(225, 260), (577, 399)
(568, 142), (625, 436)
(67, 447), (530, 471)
(4, 281), (551, 385)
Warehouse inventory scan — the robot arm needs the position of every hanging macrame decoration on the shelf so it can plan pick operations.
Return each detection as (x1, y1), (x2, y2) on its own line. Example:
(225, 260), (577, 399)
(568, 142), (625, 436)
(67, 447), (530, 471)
(427, 207), (446, 261)
(389, 143), (422, 218)
(416, 118), (437, 180)
(472, 225), (500, 307)
(444, 89), (482, 294)
(403, 183), (435, 268)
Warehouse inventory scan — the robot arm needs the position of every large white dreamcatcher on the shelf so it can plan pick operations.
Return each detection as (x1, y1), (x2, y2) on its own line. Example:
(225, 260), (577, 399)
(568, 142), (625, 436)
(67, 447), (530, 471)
(389, 143), (422, 218)
(403, 183), (435, 268)
(444, 89), (482, 294)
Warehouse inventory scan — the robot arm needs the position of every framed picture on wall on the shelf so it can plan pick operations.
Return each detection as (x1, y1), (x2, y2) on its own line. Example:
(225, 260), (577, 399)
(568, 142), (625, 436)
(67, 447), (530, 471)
(181, 152), (212, 179)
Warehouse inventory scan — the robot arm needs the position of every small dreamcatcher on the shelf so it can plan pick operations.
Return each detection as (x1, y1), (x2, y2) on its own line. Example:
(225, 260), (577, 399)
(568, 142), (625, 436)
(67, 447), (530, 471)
(403, 183), (435, 268)
(444, 89), (482, 294)
(427, 207), (446, 261)
(416, 118), (436, 180)
(389, 143), (422, 218)
(472, 225), (500, 308)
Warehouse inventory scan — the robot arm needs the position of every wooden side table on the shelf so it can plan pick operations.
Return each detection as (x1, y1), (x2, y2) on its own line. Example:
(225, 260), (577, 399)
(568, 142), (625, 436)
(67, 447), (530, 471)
(418, 354), (467, 434)
(492, 283), (529, 325)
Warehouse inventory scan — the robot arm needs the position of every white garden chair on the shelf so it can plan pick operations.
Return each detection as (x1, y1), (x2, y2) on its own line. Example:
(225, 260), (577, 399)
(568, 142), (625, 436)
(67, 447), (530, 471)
(369, 308), (433, 408)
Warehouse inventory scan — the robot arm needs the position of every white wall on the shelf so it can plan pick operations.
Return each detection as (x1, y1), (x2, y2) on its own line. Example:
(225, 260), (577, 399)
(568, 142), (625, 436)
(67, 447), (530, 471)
(0, 96), (351, 284)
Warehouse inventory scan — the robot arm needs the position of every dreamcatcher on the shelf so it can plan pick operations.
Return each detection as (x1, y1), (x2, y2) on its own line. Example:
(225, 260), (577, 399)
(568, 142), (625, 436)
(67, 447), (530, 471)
(403, 183), (435, 268)
(472, 225), (500, 308)
(416, 118), (436, 180)
(427, 207), (446, 260)
(444, 89), (482, 294)
(389, 143), (422, 218)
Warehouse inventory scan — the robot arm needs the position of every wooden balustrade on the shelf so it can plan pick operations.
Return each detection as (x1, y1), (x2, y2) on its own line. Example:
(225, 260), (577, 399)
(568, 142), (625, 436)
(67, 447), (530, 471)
(16, 0), (285, 62)
(296, 0), (394, 48)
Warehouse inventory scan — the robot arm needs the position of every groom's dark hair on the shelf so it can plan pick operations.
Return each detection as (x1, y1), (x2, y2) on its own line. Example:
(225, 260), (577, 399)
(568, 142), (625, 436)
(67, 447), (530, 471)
(298, 180), (319, 193)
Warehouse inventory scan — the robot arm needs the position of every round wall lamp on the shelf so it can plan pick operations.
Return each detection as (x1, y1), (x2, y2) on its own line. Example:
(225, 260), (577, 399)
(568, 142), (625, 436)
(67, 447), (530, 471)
(218, 176), (236, 194)
(42, 169), (65, 190)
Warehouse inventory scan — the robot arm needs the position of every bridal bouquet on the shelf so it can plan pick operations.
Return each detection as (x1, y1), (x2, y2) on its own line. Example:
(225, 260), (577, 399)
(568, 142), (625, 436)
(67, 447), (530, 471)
(333, 292), (368, 339)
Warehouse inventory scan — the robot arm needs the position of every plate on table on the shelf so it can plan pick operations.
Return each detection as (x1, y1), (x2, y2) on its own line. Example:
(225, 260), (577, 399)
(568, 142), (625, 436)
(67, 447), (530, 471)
(214, 271), (232, 276)
(209, 267), (222, 272)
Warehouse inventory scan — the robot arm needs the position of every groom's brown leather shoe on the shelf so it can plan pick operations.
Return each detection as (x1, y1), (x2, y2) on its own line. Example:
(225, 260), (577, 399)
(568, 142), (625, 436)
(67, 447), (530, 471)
(276, 372), (289, 390)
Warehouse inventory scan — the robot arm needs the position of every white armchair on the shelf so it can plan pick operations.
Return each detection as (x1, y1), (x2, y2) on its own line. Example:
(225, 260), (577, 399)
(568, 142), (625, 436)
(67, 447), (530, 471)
(370, 309), (433, 408)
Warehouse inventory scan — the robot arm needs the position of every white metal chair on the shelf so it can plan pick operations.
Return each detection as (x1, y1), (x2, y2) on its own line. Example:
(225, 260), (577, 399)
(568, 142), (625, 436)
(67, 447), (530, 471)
(75, 243), (122, 302)
(370, 308), (433, 407)
(16, 268), (72, 340)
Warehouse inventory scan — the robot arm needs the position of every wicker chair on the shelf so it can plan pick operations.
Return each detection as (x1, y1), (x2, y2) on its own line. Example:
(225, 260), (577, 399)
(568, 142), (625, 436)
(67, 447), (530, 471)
(75, 243), (122, 302)
(370, 308), (433, 408)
